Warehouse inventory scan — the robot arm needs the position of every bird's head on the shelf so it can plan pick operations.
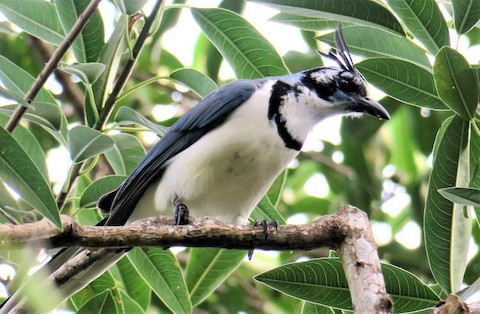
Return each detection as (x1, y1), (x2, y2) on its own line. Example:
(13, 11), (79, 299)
(296, 24), (389, 121)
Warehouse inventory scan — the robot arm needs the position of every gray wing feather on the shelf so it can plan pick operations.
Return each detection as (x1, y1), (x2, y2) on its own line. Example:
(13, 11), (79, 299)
(103, 80), (259, 226)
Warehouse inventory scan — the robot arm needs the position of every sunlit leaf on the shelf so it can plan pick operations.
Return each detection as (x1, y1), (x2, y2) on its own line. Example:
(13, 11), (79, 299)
(357, 58), (447, 110)
(301, 302), (335, 314)
(269, 13), (339, 32)
(105, 133), (146, 176)
(0, 0), (64, 45)
(191, 8), (288, 79)
(169, 68), (218, 98)
(424, 116), (472, 293)
(71, 270), (117, 310)
(55, 0), (105, 63)
(115, 106), (169, 136)
(0, 102), (64, 131)
(128, 248), (191, 314)
(256, 258), (439, 312)
(385, 0), (448, 55)
(79, 175), (126, 208)
(60, 62), (106, 85)
(186, 249), (245, 306)
(68, 126), (115, 163)
(0, 125), (60, 229)
(0, 55), (57, 106)
(317, 25), (430, 68)
(116, 257), (151, 311)
(434, 47), (478, 121)
(76, 290), (118, 314)
(439, 187), (480, 207)
(113, 0), (149, 15)
(251, 0), (404, 34)
(0, 113), (48, 180)
(452, 0), (480, 35)
(86, 16), (128, 126)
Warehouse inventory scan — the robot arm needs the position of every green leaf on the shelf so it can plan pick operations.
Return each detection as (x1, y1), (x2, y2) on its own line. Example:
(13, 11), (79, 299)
(439, 187), (480, 207)
(0, 102), (64, 131)
(76, 290), (118, 314)
(115, 106), (169, 136)
(452, 0), (480, 35)
(105, 134), (146, 176)
(116, 257), (151, 311)
(0, 85), (27, 105)
(0, 55), (57, 106)
(118, 290), (145, 314)
(251, 195), (287, 224)
(0, 182), (20, 224)
(251, 0), (405, 34)
(60, 63), (106, 85)
(255, 258), (439, 312)
(127, 248), (191, 314)
(169, 68), (218, 98)
(434, 47), (478, 121)
(55, 0), (105, 63)
(191, 8), (289, 79)
(301, 302), (335, 314)
(0, 0), (64, 45)
(71, 270), (117, 310)
(317, 26), (430, 68)
(79, 175), (126, 208)
(269, 13), (339, 32)
(357, 58), (447, 110)
(424, 116), (472, 293)
(0, 125), (60, 229)
(186, 249), (245, 306)
(86, 15), (128, 126)
(68, 126), (115, 163)
(0, 113), (48, 180)
(113, 0), (149, 15)
(385, 0), (449, 55)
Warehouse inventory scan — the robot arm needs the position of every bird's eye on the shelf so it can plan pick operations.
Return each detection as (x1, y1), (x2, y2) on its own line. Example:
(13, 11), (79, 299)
(337, 78), (358, 93)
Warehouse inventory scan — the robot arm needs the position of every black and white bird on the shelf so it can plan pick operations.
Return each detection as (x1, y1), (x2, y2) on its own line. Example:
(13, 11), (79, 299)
(1, 25), (389, 312)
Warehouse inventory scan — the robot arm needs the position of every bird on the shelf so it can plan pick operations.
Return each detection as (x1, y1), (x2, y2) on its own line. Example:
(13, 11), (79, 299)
(1, 25), (389, 312)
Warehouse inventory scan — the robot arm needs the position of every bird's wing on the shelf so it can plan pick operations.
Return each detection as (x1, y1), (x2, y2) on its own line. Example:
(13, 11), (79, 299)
(102, 79), (260, 226)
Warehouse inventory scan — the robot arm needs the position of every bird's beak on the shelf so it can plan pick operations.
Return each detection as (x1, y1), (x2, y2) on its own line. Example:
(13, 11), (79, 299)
(351, 97), (390, 120)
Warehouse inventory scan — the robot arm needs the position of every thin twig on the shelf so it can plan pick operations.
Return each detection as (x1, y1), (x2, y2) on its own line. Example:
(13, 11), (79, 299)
(28, 36), (85, 123)
(95, 0), (164, 130)
(5, 0), (103, 133)
(55, 0), (164, 211)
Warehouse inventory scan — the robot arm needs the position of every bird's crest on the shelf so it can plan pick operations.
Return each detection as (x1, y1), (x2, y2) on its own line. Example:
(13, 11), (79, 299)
(318, 23), (357, 73)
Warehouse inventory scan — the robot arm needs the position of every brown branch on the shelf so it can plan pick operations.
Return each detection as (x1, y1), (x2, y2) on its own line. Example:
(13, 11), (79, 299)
(5, 0), (103, 133)
(94, 0), (164, 130)
(55, 0), (164, 211)
(1, 205), (393, 313)
(28, 36), (85, 123)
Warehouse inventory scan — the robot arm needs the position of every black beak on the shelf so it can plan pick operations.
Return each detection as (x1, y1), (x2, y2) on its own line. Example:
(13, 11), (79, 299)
(350, 97), (390, 120)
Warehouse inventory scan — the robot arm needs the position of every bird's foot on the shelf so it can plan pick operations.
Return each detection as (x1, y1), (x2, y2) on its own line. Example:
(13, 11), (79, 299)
(248, 219), (278, 260)
(173, 199), (189, 225)
(253, 219), (278, 240)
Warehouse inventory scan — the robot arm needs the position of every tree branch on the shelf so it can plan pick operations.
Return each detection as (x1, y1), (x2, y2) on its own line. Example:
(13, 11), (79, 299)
(5, 0), (103, 133)
(1, 205), (393, 313)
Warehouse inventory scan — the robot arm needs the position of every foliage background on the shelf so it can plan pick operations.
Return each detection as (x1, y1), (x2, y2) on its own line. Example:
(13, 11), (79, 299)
(0, 0), (479, 313)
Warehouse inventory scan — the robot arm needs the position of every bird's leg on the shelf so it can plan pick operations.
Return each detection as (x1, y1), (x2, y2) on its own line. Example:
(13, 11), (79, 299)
(173, 198), (189, 225)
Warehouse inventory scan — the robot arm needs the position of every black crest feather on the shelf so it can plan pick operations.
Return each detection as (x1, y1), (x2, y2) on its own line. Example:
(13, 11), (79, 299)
(318, 23), (357, 73)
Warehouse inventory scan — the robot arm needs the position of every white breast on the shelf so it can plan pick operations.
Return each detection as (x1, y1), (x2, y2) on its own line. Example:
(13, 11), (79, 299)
(128, 81), (299, 224)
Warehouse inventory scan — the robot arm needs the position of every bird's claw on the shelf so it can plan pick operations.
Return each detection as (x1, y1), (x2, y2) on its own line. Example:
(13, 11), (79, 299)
(173, 199), (189, 225)
(253, 219), (278, 240)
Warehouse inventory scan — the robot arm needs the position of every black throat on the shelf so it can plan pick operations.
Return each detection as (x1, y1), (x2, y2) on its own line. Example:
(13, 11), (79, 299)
(268, 80), (303, 151)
